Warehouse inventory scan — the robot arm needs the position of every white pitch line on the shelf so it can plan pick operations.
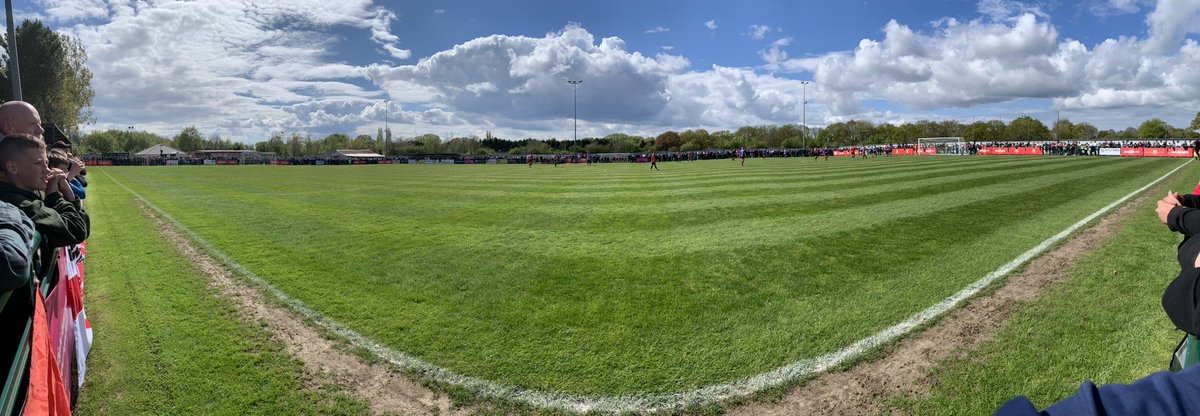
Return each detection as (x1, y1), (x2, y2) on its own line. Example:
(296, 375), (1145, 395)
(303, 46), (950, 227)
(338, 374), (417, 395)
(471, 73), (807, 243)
(97, 159), (1192, 414)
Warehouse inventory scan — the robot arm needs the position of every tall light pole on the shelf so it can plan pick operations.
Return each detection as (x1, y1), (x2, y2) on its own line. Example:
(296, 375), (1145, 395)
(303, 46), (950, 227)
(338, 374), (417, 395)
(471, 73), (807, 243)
(383, 99), (389, 156)
(568, 79), (582, 155)
(5, 0), (22, 101)
(800, 81), (810, 148)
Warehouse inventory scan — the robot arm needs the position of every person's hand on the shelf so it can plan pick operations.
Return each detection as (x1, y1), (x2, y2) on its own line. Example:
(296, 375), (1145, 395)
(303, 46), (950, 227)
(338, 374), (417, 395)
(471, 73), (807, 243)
(43, 169), (65, 195)
(67, 158), (83, 178)
(1158, 199), (1177, 224)
(1162, 191), (1182, 207)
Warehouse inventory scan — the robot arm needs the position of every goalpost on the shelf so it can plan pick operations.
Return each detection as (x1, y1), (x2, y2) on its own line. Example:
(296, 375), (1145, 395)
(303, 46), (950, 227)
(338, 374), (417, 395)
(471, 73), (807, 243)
(916, 137), (968, 156)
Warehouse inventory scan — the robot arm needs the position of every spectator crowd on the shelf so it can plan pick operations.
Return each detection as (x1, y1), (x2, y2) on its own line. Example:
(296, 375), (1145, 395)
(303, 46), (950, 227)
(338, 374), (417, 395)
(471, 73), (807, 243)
(0, 100), (89, 292)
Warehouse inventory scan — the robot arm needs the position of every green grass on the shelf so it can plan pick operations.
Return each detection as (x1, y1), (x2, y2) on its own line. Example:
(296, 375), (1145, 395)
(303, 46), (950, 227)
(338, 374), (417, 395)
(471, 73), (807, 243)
(885, 161), (1200, 414)
(74, 170), (370, 415)
(92, 156), (1185, 396)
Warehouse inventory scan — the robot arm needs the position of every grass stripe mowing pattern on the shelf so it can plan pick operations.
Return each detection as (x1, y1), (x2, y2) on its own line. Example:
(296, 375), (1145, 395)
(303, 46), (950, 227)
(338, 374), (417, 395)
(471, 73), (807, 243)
(76, 169), (369, 415)
(887, 161), (1200, 414)
(95, 157), (1181, 403)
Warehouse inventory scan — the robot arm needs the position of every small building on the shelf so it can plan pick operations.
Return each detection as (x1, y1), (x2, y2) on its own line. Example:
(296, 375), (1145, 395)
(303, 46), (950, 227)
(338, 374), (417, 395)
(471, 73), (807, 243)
(329, 149), (386, 160)
(135, 144), (186, 159)
(41, 123), (70, 146)
(189, 149), (265, 159)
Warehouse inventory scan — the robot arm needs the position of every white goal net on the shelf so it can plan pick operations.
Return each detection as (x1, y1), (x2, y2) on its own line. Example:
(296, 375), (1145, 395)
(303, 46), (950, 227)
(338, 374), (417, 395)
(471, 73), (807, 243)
(917, 137), (968, 156)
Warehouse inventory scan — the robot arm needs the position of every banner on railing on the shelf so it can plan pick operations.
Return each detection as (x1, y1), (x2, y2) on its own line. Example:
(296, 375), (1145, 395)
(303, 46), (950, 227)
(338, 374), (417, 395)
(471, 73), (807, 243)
(44, 244), (90, 398)
(25, 291), (72, 416)
(977, 147), (1044, 155)
(1120, 147), (1193, 158)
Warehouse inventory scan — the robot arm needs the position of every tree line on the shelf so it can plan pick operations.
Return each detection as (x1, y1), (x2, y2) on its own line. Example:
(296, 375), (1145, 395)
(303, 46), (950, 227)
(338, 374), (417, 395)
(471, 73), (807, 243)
(73, 113), (1200, 157)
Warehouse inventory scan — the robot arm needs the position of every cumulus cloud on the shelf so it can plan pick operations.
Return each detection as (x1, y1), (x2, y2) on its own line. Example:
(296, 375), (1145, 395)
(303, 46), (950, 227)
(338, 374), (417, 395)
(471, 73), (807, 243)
(33, 0), (108, 21)
(645, 26), (670, 34)
(659, 66), (809, 129)
(753, 0), (1200, 127)
(364, 25), (689, 126)
(1089, 0), (1146, 16)
(51, 0), (413, 139)
(976, 0), (1048, 21)
(1144, 0), (1200, 53)
(747, 24), (770, 40)
(705, 20), (718, 30)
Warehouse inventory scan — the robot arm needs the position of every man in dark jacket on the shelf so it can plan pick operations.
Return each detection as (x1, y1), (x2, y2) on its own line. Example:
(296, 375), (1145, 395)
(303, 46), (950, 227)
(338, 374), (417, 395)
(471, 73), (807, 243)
(0, 133), (88, 249)
(0, 201), (33, 291)
(1158, 190), (1200, 335)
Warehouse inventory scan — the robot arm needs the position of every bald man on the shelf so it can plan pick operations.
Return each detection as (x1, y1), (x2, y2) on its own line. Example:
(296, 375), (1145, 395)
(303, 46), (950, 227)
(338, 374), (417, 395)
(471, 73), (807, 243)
(0, 101), (45, 138)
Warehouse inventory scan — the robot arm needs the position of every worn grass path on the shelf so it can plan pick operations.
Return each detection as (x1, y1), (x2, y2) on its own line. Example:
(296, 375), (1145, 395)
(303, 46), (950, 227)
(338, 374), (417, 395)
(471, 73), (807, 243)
(74, 169), (370, 415)
(884, 161), (1200, 414)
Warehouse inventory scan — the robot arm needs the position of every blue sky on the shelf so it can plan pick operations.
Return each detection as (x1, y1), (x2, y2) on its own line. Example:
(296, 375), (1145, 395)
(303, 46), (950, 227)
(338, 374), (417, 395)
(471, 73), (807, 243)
(12, 0), (1200, 142)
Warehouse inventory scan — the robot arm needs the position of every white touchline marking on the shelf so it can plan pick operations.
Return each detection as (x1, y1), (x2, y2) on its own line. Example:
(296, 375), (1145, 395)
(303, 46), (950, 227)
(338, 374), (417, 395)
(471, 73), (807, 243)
(98, 159), (1191, 413)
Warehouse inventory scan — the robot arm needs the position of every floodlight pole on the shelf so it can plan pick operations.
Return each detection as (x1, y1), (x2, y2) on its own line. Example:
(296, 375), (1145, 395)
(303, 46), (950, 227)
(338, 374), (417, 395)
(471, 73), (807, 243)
(800, 81), (810, 148)
(568, 79), (582, 155)
(384, 100), (389, 156)
(5, 0), (21, 101)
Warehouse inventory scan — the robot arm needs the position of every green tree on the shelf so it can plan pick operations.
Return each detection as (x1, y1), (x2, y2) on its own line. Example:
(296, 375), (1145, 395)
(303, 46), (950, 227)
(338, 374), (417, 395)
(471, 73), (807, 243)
(1052, 119), (1077, 141)
(817, 122), (850, 146)
(350, 134), (374, 150)
(679, 128), (711, 149)
(1072, 122), (1099, 140)
(321, 133), (351, 153)
(1138, 118), (1169, 139)
(844, 120), (874, 145)
(963, 120), (1006, 143)
(1006, 116), (1050, 141)
(654, 130), (682, 151)
(174, 126), (204, 152)
(0, 19), (95, 134)
(1190, 111), (1200, 132)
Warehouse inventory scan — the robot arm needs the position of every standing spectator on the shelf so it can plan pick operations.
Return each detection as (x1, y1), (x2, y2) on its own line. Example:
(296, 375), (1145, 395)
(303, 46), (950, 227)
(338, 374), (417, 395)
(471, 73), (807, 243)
(0, 201), (34, 291)
(0, 134), (88, 249)
(47, 149), (85, 200)
(0, 101), (45, 137)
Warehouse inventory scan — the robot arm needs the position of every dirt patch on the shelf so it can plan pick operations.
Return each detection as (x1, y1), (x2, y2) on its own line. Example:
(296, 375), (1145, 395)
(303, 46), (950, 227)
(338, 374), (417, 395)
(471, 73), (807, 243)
(139, 202), (465, 416)
(728, 191), (1157, 416)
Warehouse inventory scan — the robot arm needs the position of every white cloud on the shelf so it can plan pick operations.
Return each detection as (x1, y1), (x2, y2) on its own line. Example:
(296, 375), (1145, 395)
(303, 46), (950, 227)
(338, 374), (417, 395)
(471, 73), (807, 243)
(662, 45), (674, 51)
(34, 0), (108, 21)
(747, 24), (770, 40)
(750, 0), (1200, 129)
(976, 0), (1048, 21)
(645, 26), (670, 34)
(1144, 0), (1200, 53)
(1089, 0), (1146, 16)
(52, 0), (414, 140)
(433, 9), (446, 15)
(763, 14), (1083, 114)
(658, 66), (809, 129)
(705, 20), (718, 30)
(365, 25), (689, 127)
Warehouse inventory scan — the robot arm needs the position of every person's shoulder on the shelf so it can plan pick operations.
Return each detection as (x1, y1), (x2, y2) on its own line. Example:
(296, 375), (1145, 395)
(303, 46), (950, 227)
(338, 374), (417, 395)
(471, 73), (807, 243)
(0, 200), (21, 218)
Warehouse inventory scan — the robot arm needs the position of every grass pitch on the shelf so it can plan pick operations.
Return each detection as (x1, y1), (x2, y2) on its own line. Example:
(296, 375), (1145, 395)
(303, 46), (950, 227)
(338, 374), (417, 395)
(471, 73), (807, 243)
(93, 156), (1184, 396)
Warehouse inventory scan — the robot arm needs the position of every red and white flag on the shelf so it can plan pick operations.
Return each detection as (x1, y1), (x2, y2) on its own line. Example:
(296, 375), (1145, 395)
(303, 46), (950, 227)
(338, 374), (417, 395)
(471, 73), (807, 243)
(25, 291), (73, 416)
(59, 245), (92, 388)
